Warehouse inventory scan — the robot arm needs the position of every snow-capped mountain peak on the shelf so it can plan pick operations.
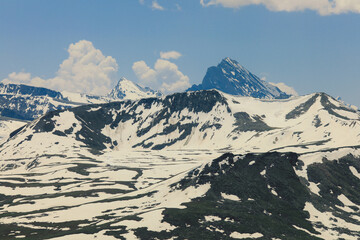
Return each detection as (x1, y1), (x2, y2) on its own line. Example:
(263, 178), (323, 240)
(221, 57), (248, 72)
(187, 57), (291, 99)
(108, 77), (162, 100)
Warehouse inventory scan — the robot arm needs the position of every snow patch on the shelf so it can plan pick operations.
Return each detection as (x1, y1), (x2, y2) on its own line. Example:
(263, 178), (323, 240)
(349, 166), (360, 179)
(230, 232), (263, 239)
(204, 215), (221, 222)
(221, 192), (241, 201)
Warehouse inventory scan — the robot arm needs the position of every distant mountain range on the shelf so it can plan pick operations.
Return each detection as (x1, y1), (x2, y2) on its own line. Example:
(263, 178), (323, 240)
(0, 77), (162, 121)
(0, 57), (298, 122)
(1, 59), (360, 240)
(187, 57), (293, 99)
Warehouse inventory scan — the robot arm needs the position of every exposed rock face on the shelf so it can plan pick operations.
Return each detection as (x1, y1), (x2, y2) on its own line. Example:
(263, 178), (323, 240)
(187, 57), (290, 99)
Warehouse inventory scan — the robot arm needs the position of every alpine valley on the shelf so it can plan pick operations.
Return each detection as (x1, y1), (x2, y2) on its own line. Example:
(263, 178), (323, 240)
(1, 58), (360, 240)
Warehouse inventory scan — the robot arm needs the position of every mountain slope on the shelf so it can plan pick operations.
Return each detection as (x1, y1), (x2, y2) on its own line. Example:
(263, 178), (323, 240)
(0, 116), (26, 142)
(187, 58), (291, 99)
(1, 149), (359, 239)
(0, 92), (80, 120)
(133, 151), (360, 240)
(2, 89), (360, 159)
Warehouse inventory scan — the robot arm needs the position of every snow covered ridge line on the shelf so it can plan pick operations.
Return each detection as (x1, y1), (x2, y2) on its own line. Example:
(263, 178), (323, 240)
(0, 82), (64, 98)
(2, 89), (360, 159)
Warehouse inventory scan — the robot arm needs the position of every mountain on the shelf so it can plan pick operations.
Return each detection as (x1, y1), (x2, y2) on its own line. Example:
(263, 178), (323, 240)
(0, 78), (161, 121)
(0, 84), (80, 121)
(2, 89), (360, 160)
(108, 77), (163, 100)
(63, 77), (162, 104)
(1, 89), (360, 239)
(187, 58), (291, 99)
(0, 82), (64, 99)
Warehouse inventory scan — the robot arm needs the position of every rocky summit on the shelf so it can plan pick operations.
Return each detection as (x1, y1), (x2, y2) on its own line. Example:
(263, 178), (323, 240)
(108, 77), (163, 100)
(187, 57), (291, 99)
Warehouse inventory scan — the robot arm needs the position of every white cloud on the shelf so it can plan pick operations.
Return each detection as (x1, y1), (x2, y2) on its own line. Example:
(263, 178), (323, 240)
(139, 0), (145, 4)
(269, 82), (298, 96)
(160, 51), (182, 60)
(132, 61), (158, 85)
(132, 57), (190, 94)
(200, 0), (360, 15)
(3, 72), (32, 84)
(2, 40), (118, 95)
(152, 0), (165, 10)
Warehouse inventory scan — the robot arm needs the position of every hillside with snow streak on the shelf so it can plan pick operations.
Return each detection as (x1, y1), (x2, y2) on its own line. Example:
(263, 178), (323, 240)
(1, 89), (360, 160)
(1, 148), (360, 239)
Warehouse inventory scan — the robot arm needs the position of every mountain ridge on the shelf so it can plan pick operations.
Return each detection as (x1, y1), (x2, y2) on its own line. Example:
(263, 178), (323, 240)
(0, 77), (161, 121)
(3, 89), (360, 160)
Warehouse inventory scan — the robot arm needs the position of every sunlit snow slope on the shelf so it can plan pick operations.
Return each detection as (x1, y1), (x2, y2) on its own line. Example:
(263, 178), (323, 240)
(2, 90), (360, 159)
(1, 149), (360, 240)
(0, 117), (26, 143)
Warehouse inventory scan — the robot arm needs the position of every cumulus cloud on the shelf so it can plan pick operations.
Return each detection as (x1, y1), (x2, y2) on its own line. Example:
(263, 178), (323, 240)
(2, 40), (118, 95)
(200, 0), (360, 15)
(3, 72), (32, 84)
(269, 82), (298, 96)
(132, 55), (190, 94)
(160, 51), (182, 60)
(152, 0), (165, 10)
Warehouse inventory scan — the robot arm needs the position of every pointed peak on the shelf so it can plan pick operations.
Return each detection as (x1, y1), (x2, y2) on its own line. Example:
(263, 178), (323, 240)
(219, 57), (247, 72)
(108, 77), (163, 100)
(222, 57), (236, 63)
(221, 57), (239, 66)
(114, 77), (136, 90)
(187, 57), (292, 99)
(117, 77), (131, 85)
(119, 77), (129, 82)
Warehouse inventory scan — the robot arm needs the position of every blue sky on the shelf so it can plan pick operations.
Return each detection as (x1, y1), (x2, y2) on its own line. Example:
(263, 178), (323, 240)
(1, 0), (360, 106)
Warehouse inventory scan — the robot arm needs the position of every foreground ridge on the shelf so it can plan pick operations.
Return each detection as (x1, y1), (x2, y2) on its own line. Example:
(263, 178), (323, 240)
(0, 150), (359, 239)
